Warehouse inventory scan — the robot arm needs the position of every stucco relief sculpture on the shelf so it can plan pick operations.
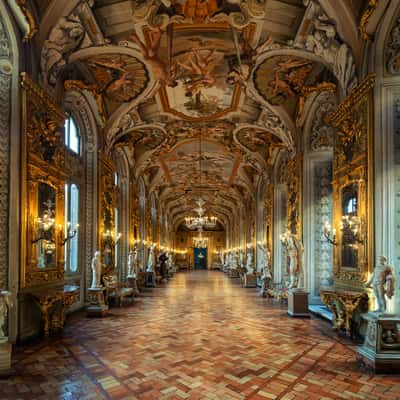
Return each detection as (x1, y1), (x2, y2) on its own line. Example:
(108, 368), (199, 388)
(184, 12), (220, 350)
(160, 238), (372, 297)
(41, 13), (85, 86)
(0, 291), (12, 340)
(127, 247), (139, 278)
(365, 256), (395, 313)
(281, 230), (304, 289)
(386, 17), (400, 75)
(301, 4), (357, 94)
(90, 251), (103, 289)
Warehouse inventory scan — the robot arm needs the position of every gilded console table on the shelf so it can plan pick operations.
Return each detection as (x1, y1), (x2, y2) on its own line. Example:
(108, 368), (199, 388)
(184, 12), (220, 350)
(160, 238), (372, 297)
(30, 285), (79, 336)
(320, 288), (369, 337)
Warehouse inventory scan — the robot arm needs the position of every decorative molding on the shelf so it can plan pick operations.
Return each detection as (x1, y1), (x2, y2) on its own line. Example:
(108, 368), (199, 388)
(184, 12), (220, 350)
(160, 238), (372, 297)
(359, 0), (379, 41)
(64, 80), (106, 126)
(386, 16), (400, 75)
(330, 75), (376, 127)
(309, 91), (336, 151)
(0, 14), (11, 291)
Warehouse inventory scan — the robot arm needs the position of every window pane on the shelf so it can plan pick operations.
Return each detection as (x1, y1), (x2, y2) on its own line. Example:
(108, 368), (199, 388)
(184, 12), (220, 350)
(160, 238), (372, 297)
(65, 117), (80, 154)
(69, 184), (79, 272)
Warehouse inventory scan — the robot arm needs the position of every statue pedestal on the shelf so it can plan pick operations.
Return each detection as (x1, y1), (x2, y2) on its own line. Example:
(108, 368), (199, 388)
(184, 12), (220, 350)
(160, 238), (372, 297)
(87, 287), (108, 317)
(0, 340), (13, 376)
(288, 289), (310, 317)
(146, 271), (156, 287)
(127, 276), (139, 295)
(357, 313), (400, 373)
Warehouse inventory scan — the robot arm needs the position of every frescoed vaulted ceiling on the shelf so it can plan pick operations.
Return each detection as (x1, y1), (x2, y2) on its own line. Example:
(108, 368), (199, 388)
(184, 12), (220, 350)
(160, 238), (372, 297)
(35, 0), (364, 229)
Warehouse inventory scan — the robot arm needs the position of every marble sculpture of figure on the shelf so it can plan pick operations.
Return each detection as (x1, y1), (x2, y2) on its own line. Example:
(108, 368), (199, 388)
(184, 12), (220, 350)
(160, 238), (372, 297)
(0, 291), (12, 339)
(281, 230), (304, 289)
(127, 247), (138, 278)
(146, 243), (155, 272)
(258, 243), (272, 296)
(365, 256), (395, 313)
(91, 251), (102, 289)
(245, 250), (255, 274)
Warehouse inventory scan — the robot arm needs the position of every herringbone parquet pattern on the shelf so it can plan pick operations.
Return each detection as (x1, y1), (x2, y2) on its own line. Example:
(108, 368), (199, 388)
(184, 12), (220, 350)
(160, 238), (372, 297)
(3, 271), (400, 399)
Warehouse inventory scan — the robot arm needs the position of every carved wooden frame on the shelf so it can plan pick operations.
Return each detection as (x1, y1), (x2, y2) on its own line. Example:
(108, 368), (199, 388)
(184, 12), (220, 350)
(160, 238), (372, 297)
(20, 73), (66, 287)
(330, 75), (375, 289)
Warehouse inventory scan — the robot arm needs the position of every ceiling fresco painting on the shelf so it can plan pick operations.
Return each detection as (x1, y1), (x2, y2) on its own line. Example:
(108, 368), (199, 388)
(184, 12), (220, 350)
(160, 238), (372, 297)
(254, 56), (314, 106)
(86, 54), (149, 103)
(37, 0), (361, 228)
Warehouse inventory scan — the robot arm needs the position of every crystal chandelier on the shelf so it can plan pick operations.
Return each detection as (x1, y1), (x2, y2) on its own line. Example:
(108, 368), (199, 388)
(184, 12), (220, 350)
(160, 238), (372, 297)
(184, 128), (217, 230)
(185, 198), (217, 230)
(193, 228), (208, 248)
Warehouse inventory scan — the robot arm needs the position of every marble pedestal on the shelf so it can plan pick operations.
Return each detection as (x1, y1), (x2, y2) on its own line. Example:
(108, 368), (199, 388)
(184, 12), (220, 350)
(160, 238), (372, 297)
(357, 313), (400, 373)
(0, 340), (13, 376)
(288, 289), (310, 317)
(87, 287), (108, 317)
(146, 271), (156, 287)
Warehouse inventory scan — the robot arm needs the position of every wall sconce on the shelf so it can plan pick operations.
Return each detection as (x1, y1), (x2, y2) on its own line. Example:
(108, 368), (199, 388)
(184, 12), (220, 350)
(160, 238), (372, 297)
(340, 215), (364, 244)
(323, 221), (337, 246)
(31, 214), (55, 244)
(61, 221), (79, 246)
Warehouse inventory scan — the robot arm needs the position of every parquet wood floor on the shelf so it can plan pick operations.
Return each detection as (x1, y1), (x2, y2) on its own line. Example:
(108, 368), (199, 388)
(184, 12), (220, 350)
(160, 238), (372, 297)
(3, 271), (400, 400)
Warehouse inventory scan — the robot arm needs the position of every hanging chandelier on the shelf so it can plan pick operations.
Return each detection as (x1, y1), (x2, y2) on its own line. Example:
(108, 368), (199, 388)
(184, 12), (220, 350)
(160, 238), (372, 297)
(192, 228), (208, 248)
(185, 198), (217, 230)
(184, 125), (217, 230)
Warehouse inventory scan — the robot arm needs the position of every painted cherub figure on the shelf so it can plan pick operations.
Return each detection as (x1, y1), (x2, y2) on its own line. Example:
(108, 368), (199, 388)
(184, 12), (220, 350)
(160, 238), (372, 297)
(130, 27), (177, 87)
(365, 256), (395, 313)
(226, 35), (273, 87)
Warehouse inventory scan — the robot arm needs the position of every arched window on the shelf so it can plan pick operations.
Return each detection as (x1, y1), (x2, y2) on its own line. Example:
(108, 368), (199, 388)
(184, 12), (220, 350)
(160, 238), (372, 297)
(65, 116), (80, 154)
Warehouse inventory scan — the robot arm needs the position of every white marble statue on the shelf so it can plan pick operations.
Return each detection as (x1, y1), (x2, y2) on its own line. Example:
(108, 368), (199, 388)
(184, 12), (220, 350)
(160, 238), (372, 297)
(258, 243), (271, 273)
(127, 247), (138, 278)
(0, 291), (12, 339)
(220, 252), (224, 266)
(239, 249), (244, 269)
(231, 251), (239, 269)
(146, 243), (155, 272)
(91, 251), (102, 289)
(365, 256), (395, 313)
(281, 230), (304, 289)
(245, 250), (255, 274)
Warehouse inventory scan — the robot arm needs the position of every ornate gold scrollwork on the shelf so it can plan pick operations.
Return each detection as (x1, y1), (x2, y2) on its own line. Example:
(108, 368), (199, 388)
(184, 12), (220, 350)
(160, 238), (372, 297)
(359, 0), (379, 41)
(329, 75), (375, 289)
(99, 157), (118, 272)
(286, 155), (302, 236)
(21, 73), (66, 288)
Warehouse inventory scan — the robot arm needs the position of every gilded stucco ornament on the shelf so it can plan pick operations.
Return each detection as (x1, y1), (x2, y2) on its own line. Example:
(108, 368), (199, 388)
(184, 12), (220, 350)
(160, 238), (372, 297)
(132, 0), (266, 30)
(359, 0), (379, 41)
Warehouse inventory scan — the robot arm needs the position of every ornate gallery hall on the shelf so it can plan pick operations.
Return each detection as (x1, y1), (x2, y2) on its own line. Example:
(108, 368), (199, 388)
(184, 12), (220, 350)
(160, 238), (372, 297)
(1, 0), (400, 398)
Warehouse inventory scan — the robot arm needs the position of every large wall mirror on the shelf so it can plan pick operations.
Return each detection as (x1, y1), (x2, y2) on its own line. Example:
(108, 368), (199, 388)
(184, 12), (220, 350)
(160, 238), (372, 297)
(36, 182), (57, 268)
(340, 183), (359, 269)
